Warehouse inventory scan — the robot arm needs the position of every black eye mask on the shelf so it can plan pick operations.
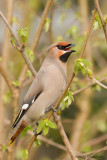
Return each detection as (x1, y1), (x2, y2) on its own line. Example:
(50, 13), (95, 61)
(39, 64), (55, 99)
(57, 44), (72, 50)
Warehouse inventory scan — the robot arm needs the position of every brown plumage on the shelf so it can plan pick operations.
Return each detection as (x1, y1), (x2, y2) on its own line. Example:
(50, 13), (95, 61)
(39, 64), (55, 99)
(9, 41), (75, 144)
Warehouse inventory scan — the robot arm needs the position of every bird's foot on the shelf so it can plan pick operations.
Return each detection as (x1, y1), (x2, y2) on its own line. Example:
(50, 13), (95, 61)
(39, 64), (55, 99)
(33, 128), (42, 136)
(45, 104), (60, 114)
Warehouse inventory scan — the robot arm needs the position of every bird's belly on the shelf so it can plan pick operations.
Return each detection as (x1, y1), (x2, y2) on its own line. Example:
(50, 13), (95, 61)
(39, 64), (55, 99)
(25, 80), (66, 122)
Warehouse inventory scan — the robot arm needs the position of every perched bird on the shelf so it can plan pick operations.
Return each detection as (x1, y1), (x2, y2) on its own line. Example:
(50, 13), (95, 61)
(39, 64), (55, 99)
(9, 41), (75, 144)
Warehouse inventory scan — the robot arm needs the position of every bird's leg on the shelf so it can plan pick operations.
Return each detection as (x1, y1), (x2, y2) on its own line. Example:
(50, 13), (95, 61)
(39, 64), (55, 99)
(45, 103), (60, 113)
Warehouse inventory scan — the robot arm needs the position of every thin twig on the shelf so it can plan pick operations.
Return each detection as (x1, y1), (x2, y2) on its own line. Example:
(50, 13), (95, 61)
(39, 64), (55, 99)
(31, 0), (53, 51)
(94, 0), (107, 42)
(72, 77), (107, 95)
(27, 134), (37, 151)
(63, 145), (107, 159)
(92, 77), (107, 89)
(0, 10), (19, 47)
(27, 130), (67, 151)
(53, 113), (78, 160)
(86, 146), (107, 160)
(18, 46), (36, 77)
(80, 8), (96, 58)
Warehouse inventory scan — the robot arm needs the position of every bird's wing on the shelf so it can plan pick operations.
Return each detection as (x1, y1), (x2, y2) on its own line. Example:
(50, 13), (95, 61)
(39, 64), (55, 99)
(12, 70), (44, 128)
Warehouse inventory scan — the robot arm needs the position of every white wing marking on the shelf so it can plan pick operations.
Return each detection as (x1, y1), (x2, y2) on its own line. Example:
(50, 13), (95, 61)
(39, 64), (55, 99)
(22, 104), (29, 110)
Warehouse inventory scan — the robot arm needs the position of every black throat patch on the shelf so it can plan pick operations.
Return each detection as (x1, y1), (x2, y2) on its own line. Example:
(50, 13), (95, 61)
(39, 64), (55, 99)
(59, 50), (76, 63)
(59, 52), (71, 63)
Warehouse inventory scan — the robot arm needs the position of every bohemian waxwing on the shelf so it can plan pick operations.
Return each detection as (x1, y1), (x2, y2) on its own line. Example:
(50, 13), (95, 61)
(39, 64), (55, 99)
(9, 41), (76, 144)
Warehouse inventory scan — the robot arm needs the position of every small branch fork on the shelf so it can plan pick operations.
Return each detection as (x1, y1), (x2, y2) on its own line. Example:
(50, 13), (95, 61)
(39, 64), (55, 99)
(0, 11), (36, 77)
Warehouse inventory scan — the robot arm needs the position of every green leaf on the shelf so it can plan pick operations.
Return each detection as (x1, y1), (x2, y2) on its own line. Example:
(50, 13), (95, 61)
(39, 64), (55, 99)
(59, 99), (66, 110)
(33, 138), (41, 147)
(68, 91), (74, 102)
(74, 62), (81, 74)
(93, 21), (99, 30)
(74, 58), (92, 78)
(44, 18), (51, 32)
(20, 125), (32, 138)
(2, 145), (7, 152)
(45, 119), (57, 129)
(26, 50), (34, 62)
(12, 80), (21, 87)
(26, 70), (32, 78)
(37, 119), (56, 135)
(60, 90), (74, 111)
(86, 68), (92, 78)
(17, 27), (29, 43)
(43, 126), (49, 135)
(81, 59), (92, 66)
(36, 120), (45, 134)
(11, 36), (16, 47)
(21, 149), (28, 160)
(92, 11), (102, 30)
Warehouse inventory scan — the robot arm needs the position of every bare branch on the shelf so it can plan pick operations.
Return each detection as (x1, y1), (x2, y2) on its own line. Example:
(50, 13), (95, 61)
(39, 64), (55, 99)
(17, 46), (37, 77)
(27, 134), (37, 151)
(86, 146), (107, 160)
(53, 113), (78, 160)
(94, 0), (107, 42)
(0, 10), (19, 47)
(80, 8), (96, 58)
(72, 77), (107, 96)
(27, 130), (67, 151)
(92, 77), (107, 89)
(31, 0), (53, 51)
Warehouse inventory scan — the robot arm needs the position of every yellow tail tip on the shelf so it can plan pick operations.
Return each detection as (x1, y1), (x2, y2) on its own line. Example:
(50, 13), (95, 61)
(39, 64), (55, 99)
(8, 140), (13, 145)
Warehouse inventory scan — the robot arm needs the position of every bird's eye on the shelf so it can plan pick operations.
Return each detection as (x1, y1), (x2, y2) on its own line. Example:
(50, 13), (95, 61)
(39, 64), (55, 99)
(57, 45), (65, 50)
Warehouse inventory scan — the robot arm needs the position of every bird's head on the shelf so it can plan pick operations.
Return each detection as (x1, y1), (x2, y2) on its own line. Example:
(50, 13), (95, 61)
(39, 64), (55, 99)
(47, 41), (76, 63)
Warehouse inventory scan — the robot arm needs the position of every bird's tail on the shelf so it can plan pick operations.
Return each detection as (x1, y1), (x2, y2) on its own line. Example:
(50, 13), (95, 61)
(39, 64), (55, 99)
(9, 120), (27, 145)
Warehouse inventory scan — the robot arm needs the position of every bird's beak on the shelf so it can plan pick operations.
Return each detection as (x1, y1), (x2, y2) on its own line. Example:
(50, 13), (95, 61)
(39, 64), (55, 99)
(64, 44), (76, 54)
(70, 44), (75, 47)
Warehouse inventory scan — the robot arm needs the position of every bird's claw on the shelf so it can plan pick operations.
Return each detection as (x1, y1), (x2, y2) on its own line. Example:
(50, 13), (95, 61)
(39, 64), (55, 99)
(45, 104), (60, 114)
